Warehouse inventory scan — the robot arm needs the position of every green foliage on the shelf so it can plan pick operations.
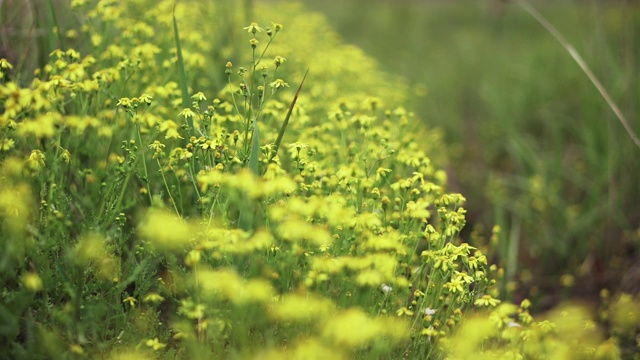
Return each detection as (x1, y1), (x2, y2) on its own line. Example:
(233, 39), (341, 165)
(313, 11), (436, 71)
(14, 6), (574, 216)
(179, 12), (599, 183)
(0, 0), (631, 359)
(306, 0), (640, 298)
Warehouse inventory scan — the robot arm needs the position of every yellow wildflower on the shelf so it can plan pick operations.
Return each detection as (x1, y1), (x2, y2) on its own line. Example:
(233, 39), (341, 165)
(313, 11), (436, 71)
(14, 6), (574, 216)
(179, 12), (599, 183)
(122, 296), (137, 308)
(243, 22), (263, 34)
(22, 272), (43, 292)
(145, 338), (166, 351)
(143, 292), (165, 304)
(270, 79), (289, 89)
(0, 138), (15, 151)
(444, 278), (465, 293)
(474, 295), (501, 307)
(396, 307), (414, 317)
(27, 150), (46, 171)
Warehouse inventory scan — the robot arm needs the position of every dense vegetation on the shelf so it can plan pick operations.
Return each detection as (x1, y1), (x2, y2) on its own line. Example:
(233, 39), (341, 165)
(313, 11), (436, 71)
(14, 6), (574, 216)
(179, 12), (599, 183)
(0, 0), (637, 358)
(305, 0), (640, 300)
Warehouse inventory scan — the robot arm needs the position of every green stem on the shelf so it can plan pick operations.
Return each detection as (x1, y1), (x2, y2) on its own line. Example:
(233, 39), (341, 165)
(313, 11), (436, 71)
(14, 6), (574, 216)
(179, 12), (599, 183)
(135, 124), (153, 205)
(517, 0), (640, 148)
(156, 158), (180, 217)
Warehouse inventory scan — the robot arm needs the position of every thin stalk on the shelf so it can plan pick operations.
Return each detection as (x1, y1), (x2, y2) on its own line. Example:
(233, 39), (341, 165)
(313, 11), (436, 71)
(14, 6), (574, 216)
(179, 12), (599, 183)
(135, 125), (153, 205)
(45, 0), (64, 52)
(517, 0), (640, 149)
(266, 68), (310, 167)
(172, 5), (193, 134)
(156, 158), (181, 217)
(506, 213), (521, 294)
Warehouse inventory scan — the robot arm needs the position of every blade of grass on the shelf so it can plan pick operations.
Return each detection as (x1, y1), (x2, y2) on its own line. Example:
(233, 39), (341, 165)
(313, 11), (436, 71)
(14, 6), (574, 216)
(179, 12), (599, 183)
(506, 213), (521, 295)
(172, 4), (193, 134)
(45, 0), (64, 52)
(240, 122), (258, 229)
(249, 118), (260, 175)
(266, 68), (310, 166)
(517, 0), (640, 149)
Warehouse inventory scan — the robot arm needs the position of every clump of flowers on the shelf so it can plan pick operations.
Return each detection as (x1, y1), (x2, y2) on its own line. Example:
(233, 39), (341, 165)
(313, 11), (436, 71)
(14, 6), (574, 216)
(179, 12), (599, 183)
(0, 1), (626, 359)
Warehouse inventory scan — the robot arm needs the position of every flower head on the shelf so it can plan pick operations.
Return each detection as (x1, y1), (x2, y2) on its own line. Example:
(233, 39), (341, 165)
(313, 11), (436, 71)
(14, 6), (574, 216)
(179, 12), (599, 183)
(244, 22), (263, 34)
(273, 56), (287, 67)
(145, 337), (167, 351)
(122, 296), (137, 308)
(474, 294), (501, 307)
(143, 292), (165, 304)
(425, 307), (437, 316)
(270, 79), (289, 90)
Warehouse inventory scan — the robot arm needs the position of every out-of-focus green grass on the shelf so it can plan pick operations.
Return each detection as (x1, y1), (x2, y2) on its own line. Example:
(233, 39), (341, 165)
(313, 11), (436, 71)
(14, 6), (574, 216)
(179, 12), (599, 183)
(305, 0), (640, 300)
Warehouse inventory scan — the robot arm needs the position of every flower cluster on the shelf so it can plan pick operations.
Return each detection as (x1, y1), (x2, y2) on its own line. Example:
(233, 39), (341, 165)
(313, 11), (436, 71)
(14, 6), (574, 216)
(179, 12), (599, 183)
(0, 1), (625, 359)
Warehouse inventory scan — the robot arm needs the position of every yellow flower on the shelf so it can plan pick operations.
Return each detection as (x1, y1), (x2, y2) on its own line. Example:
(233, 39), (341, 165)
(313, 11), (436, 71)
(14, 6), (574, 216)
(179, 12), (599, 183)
(444, 278), (465, 293)
(433, 255), (451, 272)
(243, 22), (263, 34)
(0, 138), (15, 151)
(18, 113), (59, 139)
(22, 272), (43, 292)
(145, 337), (166, 351)
(138, 209), (191, 250)
(178, 300), (206, 319)
(159, 120), (184, 139)
(355, 269), (383, 286)
(116, 97), (132, 108)
(322, 308), (407, 347)
(0, 58), (13, 69)
(455, 271), (474, 284)
(269, 79), (289, 89)
(148, 140), (165, 151)
(69, 344), (84, 354)
(474, 295), (501, 307)
(27, 150), (46, 171)
(143, 292), (165, 304)
(273, 56), (287, 67)
(421, 326), (439, 337)
(272, 22), (283, 32)
(396, 307), (414, 317)
(191, 92), (206, 101)
(184, 249), (201, 267)
(60, 149), (71, 164)
(122, 296), (137, 308)
(178, 108), (196, 119)
(534, 320), (556, 334)
(376, 167), (392, 181)
(139, 93), (153, 104)
(270, 294), (335, 322)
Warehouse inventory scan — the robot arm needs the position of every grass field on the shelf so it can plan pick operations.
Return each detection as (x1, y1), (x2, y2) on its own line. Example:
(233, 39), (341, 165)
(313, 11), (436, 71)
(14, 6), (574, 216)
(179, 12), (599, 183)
(304, 0), (640, 302)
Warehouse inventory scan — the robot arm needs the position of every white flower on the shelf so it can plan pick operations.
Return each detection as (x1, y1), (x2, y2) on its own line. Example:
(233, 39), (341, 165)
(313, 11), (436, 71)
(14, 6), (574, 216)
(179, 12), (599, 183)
(425, 307), (437, 316)
(381, 284), (393, 294)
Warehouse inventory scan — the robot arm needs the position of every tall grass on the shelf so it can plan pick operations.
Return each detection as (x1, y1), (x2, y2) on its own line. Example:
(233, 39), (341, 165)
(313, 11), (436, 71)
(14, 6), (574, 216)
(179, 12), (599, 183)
(0, 0), (635, 358)
(305, 0), (640, 300)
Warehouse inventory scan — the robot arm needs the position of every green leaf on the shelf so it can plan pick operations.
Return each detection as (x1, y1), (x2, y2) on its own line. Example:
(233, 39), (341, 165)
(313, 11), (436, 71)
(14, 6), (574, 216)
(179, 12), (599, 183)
(172, 5), (193, 134)
(249, 119), (260, 175)
(45, 0), (64, 53)
(267, 68), (310, 167)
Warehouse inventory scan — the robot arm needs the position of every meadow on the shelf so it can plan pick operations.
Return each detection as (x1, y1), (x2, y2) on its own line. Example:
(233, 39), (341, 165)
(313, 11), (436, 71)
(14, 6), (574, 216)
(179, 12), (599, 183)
(305, 0), (640, 299)
(0, 0), (637, 358)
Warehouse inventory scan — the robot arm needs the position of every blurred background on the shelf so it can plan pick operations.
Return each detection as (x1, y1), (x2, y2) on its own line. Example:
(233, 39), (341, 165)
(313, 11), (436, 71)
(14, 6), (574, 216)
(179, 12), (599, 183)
(302, 0), (640, 307)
